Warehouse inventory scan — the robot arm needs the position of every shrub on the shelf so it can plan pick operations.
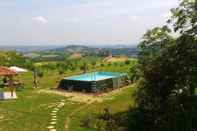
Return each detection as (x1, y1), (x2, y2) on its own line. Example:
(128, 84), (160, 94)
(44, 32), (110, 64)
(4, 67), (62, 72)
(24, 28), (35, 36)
(113, 62), (118, 66)
(58, 69), (64, 75)
(125, 60), (130, 65)
(108, 63), (111, 66)
(36, 68), (44, 78)
(80, 114), (94, 129)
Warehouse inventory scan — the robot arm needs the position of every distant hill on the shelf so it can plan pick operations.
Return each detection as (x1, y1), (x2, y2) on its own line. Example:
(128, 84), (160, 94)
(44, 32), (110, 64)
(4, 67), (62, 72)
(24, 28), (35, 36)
(69, 53), (82, 60)
(50, 45), (138, 57)
(0, 45), (64, 52)
(51, 45), (97, 54)
(0, 44), (139, 57)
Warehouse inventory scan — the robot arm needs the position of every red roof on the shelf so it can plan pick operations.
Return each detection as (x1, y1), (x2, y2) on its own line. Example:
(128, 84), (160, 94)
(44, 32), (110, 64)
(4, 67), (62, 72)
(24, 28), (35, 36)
(0, 66), (17, 76)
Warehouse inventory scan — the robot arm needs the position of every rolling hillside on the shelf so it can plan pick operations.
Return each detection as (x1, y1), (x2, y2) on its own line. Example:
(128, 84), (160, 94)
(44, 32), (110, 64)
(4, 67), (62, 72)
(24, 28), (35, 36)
(51, 45), (138, 57)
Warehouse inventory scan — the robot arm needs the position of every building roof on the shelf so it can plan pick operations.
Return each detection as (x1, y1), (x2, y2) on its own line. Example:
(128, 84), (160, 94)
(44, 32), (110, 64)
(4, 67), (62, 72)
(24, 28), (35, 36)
(0, 66), (17, 76)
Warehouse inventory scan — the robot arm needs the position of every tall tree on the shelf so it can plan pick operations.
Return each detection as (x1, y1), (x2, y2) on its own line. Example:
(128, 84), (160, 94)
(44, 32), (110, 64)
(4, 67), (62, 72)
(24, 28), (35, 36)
(170, 0), (197, 35)
(134, 0), (197, 130)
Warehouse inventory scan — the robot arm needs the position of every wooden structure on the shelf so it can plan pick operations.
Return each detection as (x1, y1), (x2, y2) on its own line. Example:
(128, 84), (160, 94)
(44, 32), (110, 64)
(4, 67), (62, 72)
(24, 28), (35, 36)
(0, 66), (17, 99)
(0, 66), (17, 76)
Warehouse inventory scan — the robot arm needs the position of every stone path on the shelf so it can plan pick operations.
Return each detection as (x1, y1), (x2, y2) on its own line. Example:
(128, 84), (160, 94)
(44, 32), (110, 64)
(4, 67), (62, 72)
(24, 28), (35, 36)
(46, 99), (66, 131)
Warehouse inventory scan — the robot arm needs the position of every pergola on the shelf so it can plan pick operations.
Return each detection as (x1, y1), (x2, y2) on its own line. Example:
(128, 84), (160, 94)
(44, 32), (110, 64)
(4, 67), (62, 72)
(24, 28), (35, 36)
(0, 66), (17, 76)
(0, 66), (17, 99)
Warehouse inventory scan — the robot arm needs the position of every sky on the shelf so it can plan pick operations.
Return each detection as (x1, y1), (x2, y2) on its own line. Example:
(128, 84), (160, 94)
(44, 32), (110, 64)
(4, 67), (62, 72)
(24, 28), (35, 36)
(0, 0), (179, 46)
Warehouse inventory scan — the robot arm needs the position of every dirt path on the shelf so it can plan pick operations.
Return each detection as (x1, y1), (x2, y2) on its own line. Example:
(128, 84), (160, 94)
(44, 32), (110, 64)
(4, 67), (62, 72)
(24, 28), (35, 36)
(38, 89), (102, 104)
(38, 85), (131, 104)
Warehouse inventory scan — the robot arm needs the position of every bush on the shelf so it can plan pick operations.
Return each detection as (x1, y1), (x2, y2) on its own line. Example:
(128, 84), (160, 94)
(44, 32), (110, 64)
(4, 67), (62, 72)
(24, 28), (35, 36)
(96, 108), (119, 131)
(113, 62), (118, 66)
(80, 114), (94, 129)
(125, 60), (130, 65)
(101, 63), (105, 67)
(37, 68), (44, 78)
(108, 63), (111, 66)
(58, 69), (64, 75)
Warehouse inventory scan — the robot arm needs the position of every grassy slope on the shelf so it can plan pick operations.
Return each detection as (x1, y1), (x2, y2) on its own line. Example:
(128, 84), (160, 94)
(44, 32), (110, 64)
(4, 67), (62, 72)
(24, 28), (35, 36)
(69, 86), (136, 131)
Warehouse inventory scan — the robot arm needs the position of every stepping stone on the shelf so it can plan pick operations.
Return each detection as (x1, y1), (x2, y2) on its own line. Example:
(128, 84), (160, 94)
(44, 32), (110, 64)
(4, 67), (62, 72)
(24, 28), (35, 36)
(61, 99), (65, 102)
(57, 105), (62, 108)
(50, 121), (56, 125)
(52, 110), (58, 113)
(65, 124), (68, 129)
(47, 126), (54, 129)
(52, 116), (57, 118)
(0, 115), (4, 119)
(50, 129), (56, 131)
(59, 102), (65, 104)
(58, 104), (65, 107)
(51, 118), (57, 121)
(50, 113), (56, 115)
(53, 108), (59, 111)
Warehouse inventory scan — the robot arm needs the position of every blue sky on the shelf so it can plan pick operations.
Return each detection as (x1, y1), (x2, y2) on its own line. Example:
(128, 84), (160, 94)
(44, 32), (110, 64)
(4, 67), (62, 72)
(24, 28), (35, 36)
(0, 0), (179, 46)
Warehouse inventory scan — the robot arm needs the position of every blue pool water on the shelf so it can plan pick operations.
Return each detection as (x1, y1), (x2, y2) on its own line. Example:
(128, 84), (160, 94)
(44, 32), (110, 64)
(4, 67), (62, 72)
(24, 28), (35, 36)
(64, 72), (126, 81)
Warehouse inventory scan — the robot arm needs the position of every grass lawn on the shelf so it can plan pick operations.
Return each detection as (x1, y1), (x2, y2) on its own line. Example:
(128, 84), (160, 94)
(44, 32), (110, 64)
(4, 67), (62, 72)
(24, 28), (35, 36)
(0, 71), (82, 131)
(68, 86), (136, 131)
(0, 61), (136, 131)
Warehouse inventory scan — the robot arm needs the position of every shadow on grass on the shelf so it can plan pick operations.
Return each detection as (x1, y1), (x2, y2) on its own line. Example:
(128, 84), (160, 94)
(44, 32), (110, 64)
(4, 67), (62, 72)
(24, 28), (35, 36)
(79, 108), (139, 131)
(79, 95), (197, 131)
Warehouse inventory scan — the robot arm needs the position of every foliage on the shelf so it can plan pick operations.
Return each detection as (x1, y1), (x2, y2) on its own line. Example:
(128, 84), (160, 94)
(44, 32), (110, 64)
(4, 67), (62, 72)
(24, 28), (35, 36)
(134, 0), (197, 131)
(108, 63), (111, 66)
(36, 68), (44, 78)
(0, 51), (34, 69)
(80, 114), (94, 129)
(80, 108), (119, 131)
(100, 63), (105, 67)
(169, 0), (197, 34)
(125, 60), (130, 65)
(129, 64), (138, 81)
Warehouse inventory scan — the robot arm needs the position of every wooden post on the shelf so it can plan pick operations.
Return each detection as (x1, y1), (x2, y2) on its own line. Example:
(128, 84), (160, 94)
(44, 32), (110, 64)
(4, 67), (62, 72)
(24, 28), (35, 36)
(33, 69), (38, 88)
(83, 63), (87, 74)
(8, 76), (14, 97)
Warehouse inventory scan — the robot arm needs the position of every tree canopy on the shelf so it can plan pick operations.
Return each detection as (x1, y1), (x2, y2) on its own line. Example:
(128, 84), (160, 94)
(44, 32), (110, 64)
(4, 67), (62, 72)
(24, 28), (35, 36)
(134, 0), (197, 130)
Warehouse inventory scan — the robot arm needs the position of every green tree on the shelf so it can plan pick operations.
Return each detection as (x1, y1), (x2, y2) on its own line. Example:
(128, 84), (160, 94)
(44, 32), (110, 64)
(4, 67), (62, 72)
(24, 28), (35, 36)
(125, 60), (130, 65)
(134, 0), (197, 130)
(169, 0), (197, 34)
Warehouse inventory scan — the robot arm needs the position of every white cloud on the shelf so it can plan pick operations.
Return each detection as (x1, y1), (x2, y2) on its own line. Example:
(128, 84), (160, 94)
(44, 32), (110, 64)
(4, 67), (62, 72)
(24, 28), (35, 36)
(32, 16), (48, 23)
(130, 16), (139, 21)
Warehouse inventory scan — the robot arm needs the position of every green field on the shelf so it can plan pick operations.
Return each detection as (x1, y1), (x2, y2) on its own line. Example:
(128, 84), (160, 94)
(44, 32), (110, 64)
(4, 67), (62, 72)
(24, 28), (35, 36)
(0, 60), (136, 131)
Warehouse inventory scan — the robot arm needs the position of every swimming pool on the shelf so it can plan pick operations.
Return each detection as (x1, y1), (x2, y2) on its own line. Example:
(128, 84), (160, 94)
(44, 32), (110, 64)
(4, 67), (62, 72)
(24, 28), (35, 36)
(59, 72), (127, 92)
(64, 72), (126, 81)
